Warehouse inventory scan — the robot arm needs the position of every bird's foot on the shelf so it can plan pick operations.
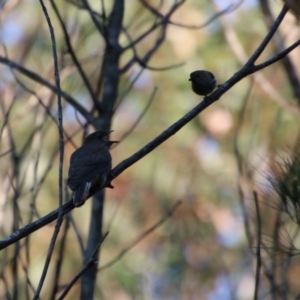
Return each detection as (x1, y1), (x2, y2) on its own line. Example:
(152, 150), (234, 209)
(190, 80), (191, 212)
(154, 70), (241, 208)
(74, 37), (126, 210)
(106, 173), (115, 189)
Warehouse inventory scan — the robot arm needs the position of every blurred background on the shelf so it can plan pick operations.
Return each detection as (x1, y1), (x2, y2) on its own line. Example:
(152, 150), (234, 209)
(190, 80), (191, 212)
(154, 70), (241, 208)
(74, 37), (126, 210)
(0, 0), (300, 299)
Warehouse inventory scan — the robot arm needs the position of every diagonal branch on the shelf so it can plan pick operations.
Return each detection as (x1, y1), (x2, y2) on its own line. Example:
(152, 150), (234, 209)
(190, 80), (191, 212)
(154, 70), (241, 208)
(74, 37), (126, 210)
(33, 0), (65, 297)
(245, 4), (289, 67)
(0, 55), (96, 125)
(0, 201), (74, 250)
(0, 3), (299, 252)
(50, 0), (103, 110)
(98, 201), (182, 271)
(57, 232), (109, 300)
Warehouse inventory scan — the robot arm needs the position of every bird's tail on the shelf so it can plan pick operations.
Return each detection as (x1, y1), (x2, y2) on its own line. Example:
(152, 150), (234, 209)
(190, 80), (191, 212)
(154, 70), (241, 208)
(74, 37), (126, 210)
(73, 182), (91, 207)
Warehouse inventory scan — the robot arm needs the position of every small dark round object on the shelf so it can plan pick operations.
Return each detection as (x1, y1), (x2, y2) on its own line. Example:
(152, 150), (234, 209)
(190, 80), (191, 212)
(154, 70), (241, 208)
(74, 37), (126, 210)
(189, 70), (217, 96)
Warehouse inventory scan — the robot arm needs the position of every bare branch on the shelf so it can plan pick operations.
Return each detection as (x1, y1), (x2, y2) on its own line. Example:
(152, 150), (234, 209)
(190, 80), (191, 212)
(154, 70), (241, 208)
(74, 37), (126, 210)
(254, 191), (262, 300)
(98, 201), (182, 271)
(1, 20), (299, 248)
(0, 56), (96, 125)
(246, 4), (289, 67)
(117, 87), (157, 142)
(33, 0), (64, 296)
(49, 0), (103, 110)
(56, 232), (109, 300)
(0, 201), (74, 250)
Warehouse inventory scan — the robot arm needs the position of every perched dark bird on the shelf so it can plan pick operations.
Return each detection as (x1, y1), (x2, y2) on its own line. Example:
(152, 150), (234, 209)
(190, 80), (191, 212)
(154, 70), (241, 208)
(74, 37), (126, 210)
(189, 70), (217, 97)
(67, 130), (118, 207)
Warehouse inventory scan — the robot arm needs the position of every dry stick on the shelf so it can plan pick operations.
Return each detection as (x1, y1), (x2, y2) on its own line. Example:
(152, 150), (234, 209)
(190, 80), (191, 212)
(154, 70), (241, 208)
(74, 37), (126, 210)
(1, 273), (12, 300)
(56, 232), (109, 300)
(49, 0), (102, 110)
(81, 0), (106, 38)
(271, 209), (283, 298)
(19, 255), (37, 296)
(1, 94), (33, 298)
(33, 0), (64, 298)
(253, 191), (262, 300)
(50, 218), (70, 300)
(233, 81), (254, 249)
(0, 148), (14, 158)
(215, 2), (300, 118)
(122, 0), (184, 52)
(122, 2), (184, 72)
(6, 123), (21, 300)
(0, 56), (95, 125)
(120, 21), (184, 74)
(141, 0), (242, 30)
(116, 65), (145, 107)
(6, 57), (78, 149)
(98, 200), (182, 271)
(68, 214), (85, 256)
(259, 0), (300, 103)
(0, 201), (74, 250)
(24, 106), (47, 298)
(67, 0), (107, 99)
(117, 87), (157, 143)
(246, 5), (289, 67)
(0, 4), (298, 250)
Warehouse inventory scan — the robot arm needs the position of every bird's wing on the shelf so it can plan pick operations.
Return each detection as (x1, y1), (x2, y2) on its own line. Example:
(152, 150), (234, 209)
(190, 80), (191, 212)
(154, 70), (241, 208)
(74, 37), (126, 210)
(67, 146), (112, 190)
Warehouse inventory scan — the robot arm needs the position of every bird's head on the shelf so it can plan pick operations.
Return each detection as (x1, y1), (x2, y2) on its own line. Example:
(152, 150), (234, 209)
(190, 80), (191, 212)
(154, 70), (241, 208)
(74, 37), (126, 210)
(84, 130), (119, 147)
(189, 70), (215, 83)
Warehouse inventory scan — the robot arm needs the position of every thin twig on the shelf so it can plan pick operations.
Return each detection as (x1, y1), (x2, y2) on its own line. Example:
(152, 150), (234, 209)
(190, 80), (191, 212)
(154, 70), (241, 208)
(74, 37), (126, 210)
(245, 4), (289, 67)
(140, 0), (242, 29)
(0, 56), (95, 125)
(33, 0), (64, 297)
(0, 4), (299, 251)
(259, 0), (300, 103)
(0, 201), (74, 250)
(253, 191), (262, 300)
(0, 148), (14, 158)
(49, 0), (102, 110)
(57, 232), (109, 300)
(117, 87), (157, 143)
(214, 2), (300, 117)
(249, 38), (300, 73)
(50, 218), (70, 300)
(98, 201), (182, 271)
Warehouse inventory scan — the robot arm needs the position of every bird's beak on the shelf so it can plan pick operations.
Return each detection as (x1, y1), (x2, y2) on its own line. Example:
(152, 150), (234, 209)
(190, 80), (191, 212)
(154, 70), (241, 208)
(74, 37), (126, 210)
(107, 140), (119, 149)
(188, 78), (191, 81)
(103, 130), (114, 137)
(105, 130), (119, 144)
